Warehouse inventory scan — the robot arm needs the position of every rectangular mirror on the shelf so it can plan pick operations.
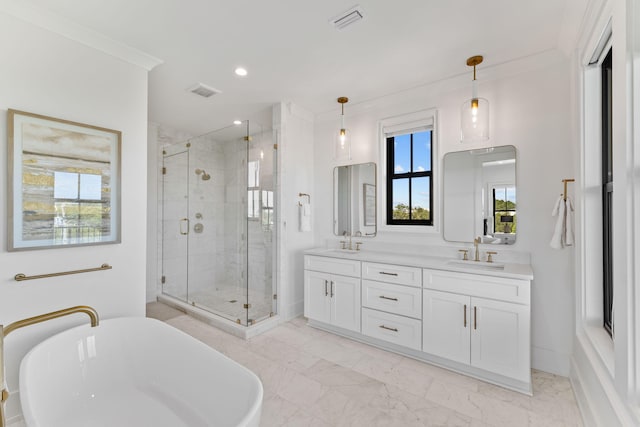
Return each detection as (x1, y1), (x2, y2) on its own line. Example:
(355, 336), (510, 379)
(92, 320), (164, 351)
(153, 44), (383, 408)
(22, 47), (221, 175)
(443, 145), (516, 244)
(8, 109), (121, 251)
(334, 162), (376, 237)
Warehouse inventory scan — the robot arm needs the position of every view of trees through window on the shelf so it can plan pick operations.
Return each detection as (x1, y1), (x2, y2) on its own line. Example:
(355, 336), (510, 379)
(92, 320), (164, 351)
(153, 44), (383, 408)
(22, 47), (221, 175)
(386, 130), (433, 225)
(493, 186), (516, 233)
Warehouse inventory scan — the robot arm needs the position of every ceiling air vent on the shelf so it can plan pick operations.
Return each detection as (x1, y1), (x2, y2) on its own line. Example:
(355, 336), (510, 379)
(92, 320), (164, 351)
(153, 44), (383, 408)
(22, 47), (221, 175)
(330, 5), (365, 30)
(188, 83), (221, 98)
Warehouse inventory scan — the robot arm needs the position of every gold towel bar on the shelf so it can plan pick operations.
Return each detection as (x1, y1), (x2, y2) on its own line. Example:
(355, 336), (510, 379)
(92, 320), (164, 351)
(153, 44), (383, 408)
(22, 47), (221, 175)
(14, 264), (112, 282)
(562, 178), (575, 201)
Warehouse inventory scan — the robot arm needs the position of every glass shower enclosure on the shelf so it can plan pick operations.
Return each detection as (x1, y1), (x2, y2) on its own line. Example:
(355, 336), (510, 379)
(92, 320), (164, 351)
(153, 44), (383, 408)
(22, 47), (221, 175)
(161, 121), (277, 326)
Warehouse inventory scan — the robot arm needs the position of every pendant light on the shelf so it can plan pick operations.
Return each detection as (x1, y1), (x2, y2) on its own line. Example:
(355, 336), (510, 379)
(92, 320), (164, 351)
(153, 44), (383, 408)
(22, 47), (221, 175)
(461, 55), (489, 143)
(335, 97), (351, 160)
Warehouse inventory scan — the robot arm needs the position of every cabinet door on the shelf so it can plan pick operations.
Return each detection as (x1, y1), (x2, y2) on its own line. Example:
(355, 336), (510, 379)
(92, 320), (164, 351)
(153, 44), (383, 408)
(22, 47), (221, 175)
(470, 297), (530, 382)
(422, 289), (470, 365)
(304, 270), (331, 323)
(330, 275), (361, 332)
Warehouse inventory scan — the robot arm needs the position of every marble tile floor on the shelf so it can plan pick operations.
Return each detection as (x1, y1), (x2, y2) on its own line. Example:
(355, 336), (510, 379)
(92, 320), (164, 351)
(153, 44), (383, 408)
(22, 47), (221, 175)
(148, 302), (584, 427)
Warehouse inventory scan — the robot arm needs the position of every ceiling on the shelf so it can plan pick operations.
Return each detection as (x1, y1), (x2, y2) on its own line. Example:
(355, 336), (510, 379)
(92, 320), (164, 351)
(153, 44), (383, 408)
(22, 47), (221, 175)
(18, 0), (587, 135)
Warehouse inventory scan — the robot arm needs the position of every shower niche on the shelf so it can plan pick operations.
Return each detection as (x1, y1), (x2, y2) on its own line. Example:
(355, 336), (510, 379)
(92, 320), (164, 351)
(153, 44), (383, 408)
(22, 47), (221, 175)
(160, 121), (277, 327)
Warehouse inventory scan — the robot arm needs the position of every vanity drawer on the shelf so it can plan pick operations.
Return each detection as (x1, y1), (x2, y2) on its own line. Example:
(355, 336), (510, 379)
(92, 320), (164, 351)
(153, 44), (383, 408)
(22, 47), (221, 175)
(304, 255), (360, 278)
(362, 308), (422, 350)
(362, 280), (422, 319)
(362, 262), (421, 287)
(423, 268), (530, 304)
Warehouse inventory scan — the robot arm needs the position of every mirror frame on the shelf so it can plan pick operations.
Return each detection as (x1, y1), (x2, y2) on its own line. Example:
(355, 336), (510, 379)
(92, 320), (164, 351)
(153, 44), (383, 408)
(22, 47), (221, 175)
(333, 162), (377, 237)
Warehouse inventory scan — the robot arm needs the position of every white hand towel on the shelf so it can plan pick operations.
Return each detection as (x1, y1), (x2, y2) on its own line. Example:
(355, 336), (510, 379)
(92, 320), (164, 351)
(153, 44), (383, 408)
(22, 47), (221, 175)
(550, 195), (566, 249)
(564, 197), (574, 246)
(299, 202), (311, 232)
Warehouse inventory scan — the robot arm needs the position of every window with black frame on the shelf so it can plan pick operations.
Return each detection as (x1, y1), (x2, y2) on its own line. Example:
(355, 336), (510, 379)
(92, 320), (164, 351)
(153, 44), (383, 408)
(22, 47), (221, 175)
(386, 130), (433, 225)
(601, 48), (613, 337)
(493, 186), (516, 234)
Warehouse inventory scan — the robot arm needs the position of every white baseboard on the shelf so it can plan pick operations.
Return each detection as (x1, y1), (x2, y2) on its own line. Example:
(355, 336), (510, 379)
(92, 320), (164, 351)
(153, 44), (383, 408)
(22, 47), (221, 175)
(281, 299), (303, 321)
(532, 345), (571, 375)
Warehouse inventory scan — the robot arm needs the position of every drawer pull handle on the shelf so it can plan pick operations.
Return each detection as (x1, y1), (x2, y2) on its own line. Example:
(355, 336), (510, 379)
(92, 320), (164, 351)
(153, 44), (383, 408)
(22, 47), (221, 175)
(474, 306), (477, 330)
(324, 280), (328, 297)
(331, 281), (334, 298)
(379, 271), (399, 276)
(464, 304), (467, 327)
(379, 295), (399, 301)
(379, 325), (398, 332)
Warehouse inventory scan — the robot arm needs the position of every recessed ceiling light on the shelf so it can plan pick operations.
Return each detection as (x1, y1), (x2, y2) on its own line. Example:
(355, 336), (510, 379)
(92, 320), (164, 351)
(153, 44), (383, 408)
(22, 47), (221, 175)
(233, 120), (242, 125)
(234, 67), (248, 77)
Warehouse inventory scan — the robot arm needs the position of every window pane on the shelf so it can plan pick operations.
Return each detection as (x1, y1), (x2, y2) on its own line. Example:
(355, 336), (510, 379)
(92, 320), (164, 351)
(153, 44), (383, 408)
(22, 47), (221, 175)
(494, 187), (516, 211)
(248, 190), (260, 218)
(54, 172), (78, 199)
(262, 190), (273, 208)
(393, 134), (411, 174)
(248, 161), (260, 188)
(392, 178), (409, 219)
(412, 131), (431, 172)
(506, 187), (516, 207)
(80, 174), (102, 200)
(411, 177), (430, 220)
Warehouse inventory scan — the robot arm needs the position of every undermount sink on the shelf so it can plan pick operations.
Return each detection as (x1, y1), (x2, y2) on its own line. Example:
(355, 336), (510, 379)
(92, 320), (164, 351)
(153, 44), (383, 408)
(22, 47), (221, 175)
(324, 248), (361, 255)
(447, 260), (505, 270)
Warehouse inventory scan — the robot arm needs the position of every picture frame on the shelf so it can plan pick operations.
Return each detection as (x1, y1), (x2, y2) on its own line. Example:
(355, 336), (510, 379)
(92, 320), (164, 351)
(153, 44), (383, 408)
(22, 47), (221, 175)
(7, 109), (121, 251)
(363, 183), (376, 226)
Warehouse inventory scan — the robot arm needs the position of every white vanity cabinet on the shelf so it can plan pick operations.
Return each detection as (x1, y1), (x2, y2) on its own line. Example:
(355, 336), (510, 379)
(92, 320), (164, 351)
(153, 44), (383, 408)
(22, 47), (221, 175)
(303, 248), (533, 394)
(304, 256), (361, 332)
(422, 268), (531, 383)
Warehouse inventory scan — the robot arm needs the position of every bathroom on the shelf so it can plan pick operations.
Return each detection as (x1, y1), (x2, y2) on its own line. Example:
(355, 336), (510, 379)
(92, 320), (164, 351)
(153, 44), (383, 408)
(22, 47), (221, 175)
(0, 0), (638, 425)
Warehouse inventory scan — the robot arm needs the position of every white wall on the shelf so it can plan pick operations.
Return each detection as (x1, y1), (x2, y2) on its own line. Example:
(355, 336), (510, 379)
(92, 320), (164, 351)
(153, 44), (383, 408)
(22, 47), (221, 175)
(313, 55), (575, 376)
(0, 14), (149, 421)
(275, 102), (316, 320)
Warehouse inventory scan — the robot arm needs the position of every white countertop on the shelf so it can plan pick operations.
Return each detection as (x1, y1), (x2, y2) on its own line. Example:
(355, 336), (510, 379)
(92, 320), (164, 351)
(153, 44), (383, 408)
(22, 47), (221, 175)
(304, 247), (534, 280)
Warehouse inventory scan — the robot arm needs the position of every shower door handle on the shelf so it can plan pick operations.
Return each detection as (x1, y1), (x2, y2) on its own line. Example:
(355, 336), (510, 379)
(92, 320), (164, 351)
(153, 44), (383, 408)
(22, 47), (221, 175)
(180, 218), (190, 235)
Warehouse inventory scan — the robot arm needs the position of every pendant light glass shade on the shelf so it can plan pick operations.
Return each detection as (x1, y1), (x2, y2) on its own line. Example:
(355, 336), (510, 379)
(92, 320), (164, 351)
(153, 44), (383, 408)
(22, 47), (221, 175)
(461, 56), (489, 143)
(335, 97), (351, 160)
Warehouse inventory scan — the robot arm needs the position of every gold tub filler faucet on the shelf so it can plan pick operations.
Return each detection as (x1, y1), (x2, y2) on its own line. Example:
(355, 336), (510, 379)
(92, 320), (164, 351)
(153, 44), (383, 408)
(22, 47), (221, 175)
(0, 305), (99, 427)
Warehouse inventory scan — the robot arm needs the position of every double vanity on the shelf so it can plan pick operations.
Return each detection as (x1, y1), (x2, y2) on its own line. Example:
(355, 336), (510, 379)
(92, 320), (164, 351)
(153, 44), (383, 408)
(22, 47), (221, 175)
(303, 248), (534, 394)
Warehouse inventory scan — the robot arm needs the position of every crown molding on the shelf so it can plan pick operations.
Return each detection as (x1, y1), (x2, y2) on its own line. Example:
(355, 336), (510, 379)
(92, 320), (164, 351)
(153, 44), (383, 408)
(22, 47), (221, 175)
(0, 1), (163, 71)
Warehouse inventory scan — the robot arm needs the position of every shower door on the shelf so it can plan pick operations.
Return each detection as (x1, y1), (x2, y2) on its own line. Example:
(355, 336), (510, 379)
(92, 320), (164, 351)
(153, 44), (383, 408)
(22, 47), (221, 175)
(161, 148), (189, 302)
(247, 129), (278, 324)
(161, 121), (277, 326)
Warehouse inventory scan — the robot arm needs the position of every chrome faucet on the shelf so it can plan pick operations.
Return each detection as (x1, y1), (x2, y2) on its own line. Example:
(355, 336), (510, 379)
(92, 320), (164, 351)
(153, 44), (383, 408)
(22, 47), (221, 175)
(0, 306), (99, 427)
(474, 237), (481, 261)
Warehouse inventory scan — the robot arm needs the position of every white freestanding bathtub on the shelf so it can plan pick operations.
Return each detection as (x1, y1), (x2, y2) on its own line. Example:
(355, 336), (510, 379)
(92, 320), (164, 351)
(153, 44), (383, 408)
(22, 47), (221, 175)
(19, 317), (263, 427)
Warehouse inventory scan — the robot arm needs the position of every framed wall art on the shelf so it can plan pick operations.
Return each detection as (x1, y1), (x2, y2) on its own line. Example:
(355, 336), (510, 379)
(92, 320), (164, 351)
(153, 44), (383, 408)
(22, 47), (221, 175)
(7, 109), (121, 251)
